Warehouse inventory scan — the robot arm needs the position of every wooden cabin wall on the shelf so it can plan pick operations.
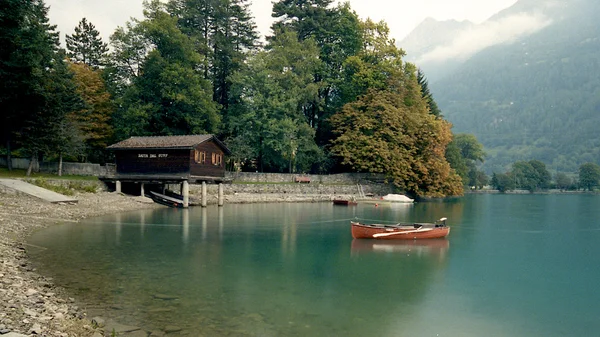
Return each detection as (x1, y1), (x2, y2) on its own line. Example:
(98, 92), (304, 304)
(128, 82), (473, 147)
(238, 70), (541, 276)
(116, 149), (190, 174)
(190, 141), (226, 177)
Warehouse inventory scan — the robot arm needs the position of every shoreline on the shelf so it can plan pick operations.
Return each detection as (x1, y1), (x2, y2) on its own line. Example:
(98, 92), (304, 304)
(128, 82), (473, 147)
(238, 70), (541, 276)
(0, 191), (165, 337)
(0, 189), (358, 336)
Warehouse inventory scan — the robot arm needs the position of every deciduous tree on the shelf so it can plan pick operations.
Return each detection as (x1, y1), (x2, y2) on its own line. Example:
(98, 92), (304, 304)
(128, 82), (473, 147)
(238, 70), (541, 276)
(227, 30), (322, 172)
(110, 1), (219, 138)
(491, 172), (515, 193)
(329, 80), (462, 197)
(69, 62), (114, 162)
(579, 162), (600, 191)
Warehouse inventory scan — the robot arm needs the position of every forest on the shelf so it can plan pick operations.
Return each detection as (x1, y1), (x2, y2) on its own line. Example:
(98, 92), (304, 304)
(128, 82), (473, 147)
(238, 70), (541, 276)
(1, 0), (484, 198)
(432, 0), (600, 174)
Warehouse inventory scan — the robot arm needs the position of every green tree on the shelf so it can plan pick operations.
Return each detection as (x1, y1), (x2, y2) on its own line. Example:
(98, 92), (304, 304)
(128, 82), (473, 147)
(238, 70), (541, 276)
(0, 0), (84, 174)
(491, 172), (515, 193)
(168, 0), (258, 122)
(0, 0), (58, 169)
(554, 172), (572, 191)
(512, 161), (539, 192)
(66, 18), (109, 68)
(510, 160), (551, 192)
(468, 169), (489, 190)
(579, 162), (600, 191)
(111, 1), (219, 138)
(271, 1), (363, 147)
(417, 68), (441, 117)
(228, 30), (322, 172)
(529, 160), (551, 189)
(21, 51), (85, 176)
(445, 133), (486, 186)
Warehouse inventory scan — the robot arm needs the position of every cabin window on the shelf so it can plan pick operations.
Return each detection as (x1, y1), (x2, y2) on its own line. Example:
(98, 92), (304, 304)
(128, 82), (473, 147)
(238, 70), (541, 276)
(211, 153), (222, 166)
(194, 150), (206, 164)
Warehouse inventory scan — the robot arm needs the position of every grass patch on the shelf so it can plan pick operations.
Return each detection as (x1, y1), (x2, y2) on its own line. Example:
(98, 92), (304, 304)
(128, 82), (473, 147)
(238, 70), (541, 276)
(25, 178), (98, 195)
(27, 178), (75, 196)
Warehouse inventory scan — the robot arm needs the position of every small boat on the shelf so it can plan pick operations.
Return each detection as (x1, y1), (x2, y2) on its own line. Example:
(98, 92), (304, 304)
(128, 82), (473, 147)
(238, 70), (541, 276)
(333, 199), (358, 206)
(351, 218), (449, 240)
(149, 191), (184, 208)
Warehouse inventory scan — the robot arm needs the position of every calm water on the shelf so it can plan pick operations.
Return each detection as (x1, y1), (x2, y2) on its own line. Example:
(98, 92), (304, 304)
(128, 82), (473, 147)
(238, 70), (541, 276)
(28, 194), (600, 336)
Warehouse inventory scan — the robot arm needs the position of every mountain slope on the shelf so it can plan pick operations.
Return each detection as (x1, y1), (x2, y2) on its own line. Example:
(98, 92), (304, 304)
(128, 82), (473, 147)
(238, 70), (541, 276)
(421, 0), (600, 173)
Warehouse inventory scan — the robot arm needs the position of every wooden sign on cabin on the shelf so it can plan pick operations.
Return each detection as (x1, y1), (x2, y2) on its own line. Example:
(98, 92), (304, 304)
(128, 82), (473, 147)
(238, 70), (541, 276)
(107, 135), (231, 178)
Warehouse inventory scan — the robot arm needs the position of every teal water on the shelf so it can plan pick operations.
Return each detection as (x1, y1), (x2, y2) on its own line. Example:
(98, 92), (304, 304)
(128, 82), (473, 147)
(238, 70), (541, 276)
(28, 194), (600, 336)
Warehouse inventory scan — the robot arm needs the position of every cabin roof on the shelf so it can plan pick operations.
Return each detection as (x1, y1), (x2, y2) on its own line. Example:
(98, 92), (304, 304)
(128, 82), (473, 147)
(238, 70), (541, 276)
(107, 135), (231, 154)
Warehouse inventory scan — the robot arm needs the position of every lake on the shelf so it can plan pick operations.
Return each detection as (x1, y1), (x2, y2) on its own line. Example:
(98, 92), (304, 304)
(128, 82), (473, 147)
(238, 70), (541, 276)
(28, 194), (600, 336)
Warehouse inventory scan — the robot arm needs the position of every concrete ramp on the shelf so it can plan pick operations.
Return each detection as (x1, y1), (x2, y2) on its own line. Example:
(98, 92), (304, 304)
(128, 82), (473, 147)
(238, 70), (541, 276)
(0, 179), (78, 203)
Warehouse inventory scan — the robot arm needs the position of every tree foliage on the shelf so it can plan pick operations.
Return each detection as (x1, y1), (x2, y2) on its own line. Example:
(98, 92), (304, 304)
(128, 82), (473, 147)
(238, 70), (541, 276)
(228, 30), (322, 172)
(167, 0), (258, 122)
(0, 0), (58, 168)
(66, 18), (109, 68)
(446, 133), (486, 186)
(491, 172), (515, 193)
(2, 0), (478, 197)
(69, 62), (114, 162)
(110, 1), (219, 138)
(554, 172), (572, 191)
(578, 162), (600, 191)
(417, 69), (441, 117)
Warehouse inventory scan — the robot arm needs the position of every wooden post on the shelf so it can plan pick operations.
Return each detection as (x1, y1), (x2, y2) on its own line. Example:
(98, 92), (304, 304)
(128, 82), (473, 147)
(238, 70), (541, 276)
(116, 180), (121, 193)
(218, 183), (224, 206)
(182, 180), (189, 208)
(201, 181), (207, 207)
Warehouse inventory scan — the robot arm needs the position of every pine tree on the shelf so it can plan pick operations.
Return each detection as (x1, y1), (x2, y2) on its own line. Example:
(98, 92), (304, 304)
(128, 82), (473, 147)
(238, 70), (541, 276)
(167, 0), (258, 131)
(66, 18), (109, 68)
(417, 68), (442, 117)
(0, 0), (62, 171)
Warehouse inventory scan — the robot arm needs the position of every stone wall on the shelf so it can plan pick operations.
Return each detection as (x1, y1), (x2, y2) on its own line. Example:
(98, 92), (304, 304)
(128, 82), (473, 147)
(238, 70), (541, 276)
(0, 158), (34, 170)
(164, 182), (394, 198)
(0, 158), (115, 176)
(224, 172), (387, 184)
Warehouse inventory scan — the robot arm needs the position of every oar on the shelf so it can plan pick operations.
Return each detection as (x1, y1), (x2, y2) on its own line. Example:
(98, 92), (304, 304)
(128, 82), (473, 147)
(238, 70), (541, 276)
(372, 227), (433, 238)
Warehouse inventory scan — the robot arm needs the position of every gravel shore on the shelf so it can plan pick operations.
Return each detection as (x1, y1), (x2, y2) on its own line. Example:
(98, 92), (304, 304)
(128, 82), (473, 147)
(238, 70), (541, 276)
(0, 190), (165, 337)
(0, 188), (350, 336)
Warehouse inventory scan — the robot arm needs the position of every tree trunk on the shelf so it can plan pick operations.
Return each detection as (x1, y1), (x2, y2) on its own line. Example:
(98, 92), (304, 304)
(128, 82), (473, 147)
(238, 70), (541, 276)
(26, 152), (36, 177)
(58, 152), (63, 176)
(6, 140), (12, 171)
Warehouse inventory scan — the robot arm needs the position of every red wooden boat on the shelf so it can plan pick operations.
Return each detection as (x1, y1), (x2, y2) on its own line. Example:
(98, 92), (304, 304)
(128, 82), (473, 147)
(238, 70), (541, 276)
(351, 218), (449, 240)
(333, 199), (358, 206)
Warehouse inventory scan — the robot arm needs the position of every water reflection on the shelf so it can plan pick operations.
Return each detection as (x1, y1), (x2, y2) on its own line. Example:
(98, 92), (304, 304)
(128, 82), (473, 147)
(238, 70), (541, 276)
(29, 203), (451, 336)
(351, 239), (449, 262)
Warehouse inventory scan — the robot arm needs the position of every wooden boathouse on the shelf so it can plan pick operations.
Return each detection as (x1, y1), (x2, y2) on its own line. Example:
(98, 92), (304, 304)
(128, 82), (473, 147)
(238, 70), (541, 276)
(103, 134), (231, 207)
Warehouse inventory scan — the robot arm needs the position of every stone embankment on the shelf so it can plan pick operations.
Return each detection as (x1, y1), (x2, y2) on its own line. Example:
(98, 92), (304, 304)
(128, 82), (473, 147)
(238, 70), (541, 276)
(0, 182), (381, 336)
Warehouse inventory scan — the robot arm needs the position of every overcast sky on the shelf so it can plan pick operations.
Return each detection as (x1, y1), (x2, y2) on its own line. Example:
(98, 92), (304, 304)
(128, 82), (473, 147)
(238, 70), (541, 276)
(45, 0), (519, 44)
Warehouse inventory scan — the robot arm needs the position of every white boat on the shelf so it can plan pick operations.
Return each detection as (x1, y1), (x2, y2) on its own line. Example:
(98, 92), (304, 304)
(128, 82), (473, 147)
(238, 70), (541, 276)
(381, 194), (414, 203)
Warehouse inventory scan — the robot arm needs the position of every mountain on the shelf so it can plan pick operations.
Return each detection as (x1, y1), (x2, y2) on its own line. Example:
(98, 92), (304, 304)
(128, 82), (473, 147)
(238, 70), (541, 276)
(401, 0), (600, 173)
(401, 18), (474, 81)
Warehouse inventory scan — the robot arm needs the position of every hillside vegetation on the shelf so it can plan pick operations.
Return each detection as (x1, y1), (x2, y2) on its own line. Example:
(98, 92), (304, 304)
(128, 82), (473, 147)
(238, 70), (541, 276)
(407, 0), (600, 173)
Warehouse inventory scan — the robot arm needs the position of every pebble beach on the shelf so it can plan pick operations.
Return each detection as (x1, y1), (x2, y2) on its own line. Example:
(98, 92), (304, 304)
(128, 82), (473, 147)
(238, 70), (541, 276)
(0, 187), (353, 336)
